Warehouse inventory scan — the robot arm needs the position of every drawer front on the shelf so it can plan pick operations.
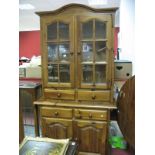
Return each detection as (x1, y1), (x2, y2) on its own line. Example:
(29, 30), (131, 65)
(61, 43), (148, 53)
(44, 89), (75, 100)
(74, 109), (108, 121)
(40, 107), (73, 118)
(77, 90), (110, 101)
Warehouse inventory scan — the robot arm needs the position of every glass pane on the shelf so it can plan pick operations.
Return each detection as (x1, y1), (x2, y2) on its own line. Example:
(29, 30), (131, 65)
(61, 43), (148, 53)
(82, 42), (93, 62)
(48, 43), (58, 62)
(95, 65), (106, 83)
(47, 23), (57, 40)
(95, 41), (106, 62)
(59, 22), (69, 39)
(59, 43), (70, 62)
(95, 20), (106, 39)
(60, 64), (70, 82)
(82, 65), (93, 83)
(82, 20), (93, 39)
(48, 64), (58, 82)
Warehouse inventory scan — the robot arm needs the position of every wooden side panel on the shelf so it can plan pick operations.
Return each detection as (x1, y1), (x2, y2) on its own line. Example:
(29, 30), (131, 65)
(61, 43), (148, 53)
(117, 76), (135, 148)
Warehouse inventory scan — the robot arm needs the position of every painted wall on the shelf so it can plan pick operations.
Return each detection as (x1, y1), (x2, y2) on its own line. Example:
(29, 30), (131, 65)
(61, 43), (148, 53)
(114, 27), (120, 57)
(19, 30), (40, 59)
(119, 0), (135, 74)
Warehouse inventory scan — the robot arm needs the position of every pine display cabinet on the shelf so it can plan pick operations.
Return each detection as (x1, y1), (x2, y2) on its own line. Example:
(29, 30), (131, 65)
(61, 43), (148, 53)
(34, 4), (117, 155)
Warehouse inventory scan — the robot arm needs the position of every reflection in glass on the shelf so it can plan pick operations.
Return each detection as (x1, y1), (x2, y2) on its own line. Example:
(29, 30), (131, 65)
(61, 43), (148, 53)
(48, 44), (58, 62)
(82, 20), (93, 39)
(48, 64), (58, 82)
(95, 65), (106, 83)
(60, 64), (70, 82)
(47, 23), (57, 40)
(59, 22), (69, 39)
(95, 41), (106, 62)
(95, 20), (106, 39)
(82, 65), (93, 83)
(59, 43), (70, 62)
(82, 42), (93, 62)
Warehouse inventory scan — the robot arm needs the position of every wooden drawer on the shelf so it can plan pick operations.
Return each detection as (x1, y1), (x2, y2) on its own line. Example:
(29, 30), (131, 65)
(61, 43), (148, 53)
(77, 90), (110, 101)
(74, 109), (108, 121)
(40, 107), (73, 118)
(44, 89), (75, 100)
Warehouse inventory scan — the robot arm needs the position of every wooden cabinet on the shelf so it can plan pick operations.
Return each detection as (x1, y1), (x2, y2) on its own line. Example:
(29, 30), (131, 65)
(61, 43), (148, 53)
(34, 4), (117, 155)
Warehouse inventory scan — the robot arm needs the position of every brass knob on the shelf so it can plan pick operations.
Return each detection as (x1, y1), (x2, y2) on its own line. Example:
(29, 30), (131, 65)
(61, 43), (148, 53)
(57, 93), (61, 97)
(76, 110), (81, 118)
(92, 83), (96, 87)
(54, 111), (59, 116)
(89, 113), (92, 118)
(101, 114), (104, 118)
(70, 52), (73, 55)
(92, 95), (96, 100)
(77, 51), (81, 55)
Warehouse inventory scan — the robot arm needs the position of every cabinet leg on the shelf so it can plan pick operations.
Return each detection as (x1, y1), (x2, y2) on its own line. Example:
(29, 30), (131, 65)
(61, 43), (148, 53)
(34, 105), (39, 137)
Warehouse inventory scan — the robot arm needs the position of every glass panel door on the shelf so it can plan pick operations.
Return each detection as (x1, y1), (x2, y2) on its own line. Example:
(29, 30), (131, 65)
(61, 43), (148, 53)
(78, 16), (111, 89)
(45, 18), (74, 87)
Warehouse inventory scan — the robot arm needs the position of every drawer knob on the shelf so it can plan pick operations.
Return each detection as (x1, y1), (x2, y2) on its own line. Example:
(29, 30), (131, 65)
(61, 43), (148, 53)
(101, 115), (104, 118)
(54, 112), (59, 116)
(89, 113), (92, 118)
(57, 93), (61, 97)
(92, 95), (96, 100)
(76, 114), (81, 119)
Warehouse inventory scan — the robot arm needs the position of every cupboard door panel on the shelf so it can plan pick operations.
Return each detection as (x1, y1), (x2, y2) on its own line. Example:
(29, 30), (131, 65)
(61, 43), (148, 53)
(43, 17), (74, 88)
(74, 120), (107, 155)
(77, 16), (112, 89)
(42, 117), (72, 139)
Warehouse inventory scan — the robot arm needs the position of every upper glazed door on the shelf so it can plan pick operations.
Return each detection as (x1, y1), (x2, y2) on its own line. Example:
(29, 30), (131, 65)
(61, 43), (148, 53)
(43, 17), (74, 88)
(77, 16), (112, 89)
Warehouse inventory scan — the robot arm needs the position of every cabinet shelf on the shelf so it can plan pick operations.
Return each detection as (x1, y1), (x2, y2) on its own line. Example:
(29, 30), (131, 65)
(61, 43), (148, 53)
(81, 61), (107, 64)
(46, 39), (70, 43)
(81, 39), (107, 42)
(48, 62), (70, 65)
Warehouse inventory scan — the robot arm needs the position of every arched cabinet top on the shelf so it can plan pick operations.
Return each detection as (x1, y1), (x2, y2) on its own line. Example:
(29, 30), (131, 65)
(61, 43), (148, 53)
(36, 3), (118, 16)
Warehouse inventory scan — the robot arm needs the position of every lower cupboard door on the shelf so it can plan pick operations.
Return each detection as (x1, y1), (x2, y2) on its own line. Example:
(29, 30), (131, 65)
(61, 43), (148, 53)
(41, 117), (72, 139)
(74, 120), (107, 155)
